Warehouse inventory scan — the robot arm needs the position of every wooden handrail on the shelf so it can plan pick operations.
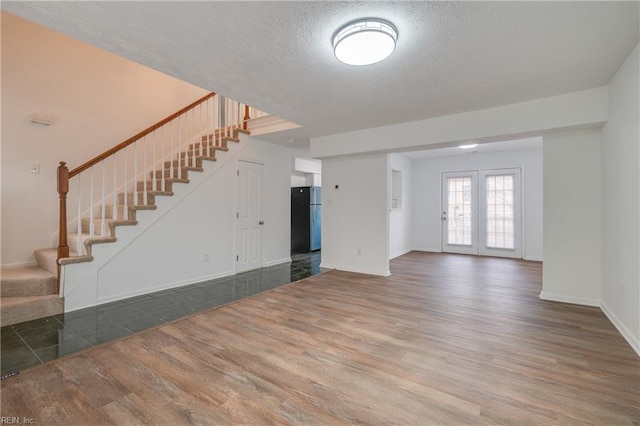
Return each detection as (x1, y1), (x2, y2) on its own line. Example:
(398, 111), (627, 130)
(69, 92), (215, 178)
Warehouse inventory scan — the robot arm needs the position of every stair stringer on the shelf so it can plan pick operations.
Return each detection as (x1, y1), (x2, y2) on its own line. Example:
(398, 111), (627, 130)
(60, 132), (251, 312)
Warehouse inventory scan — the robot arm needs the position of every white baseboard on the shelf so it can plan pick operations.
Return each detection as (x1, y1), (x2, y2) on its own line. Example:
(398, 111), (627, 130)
(1, 260), (38, 269)
(600, 302), (640, 357)
(411, 247), (442, 253)
(320, 263), (390, 277)
(523, 256), (543, 262)
(264, 257), (291, 267)
(95, 270), (236, 306)
(389, 248), (412, 260)
(539, 291), (600, 307)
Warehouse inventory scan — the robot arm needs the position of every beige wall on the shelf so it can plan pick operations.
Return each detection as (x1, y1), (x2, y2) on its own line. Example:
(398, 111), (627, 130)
(1, 13), (208, 266)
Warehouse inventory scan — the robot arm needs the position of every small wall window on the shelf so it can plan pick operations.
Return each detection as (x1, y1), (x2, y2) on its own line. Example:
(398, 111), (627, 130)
(391, 169), (403, 209)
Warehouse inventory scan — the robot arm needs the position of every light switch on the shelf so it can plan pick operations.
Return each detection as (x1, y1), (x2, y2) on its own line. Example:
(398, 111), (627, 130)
(31, 164), (40, 174)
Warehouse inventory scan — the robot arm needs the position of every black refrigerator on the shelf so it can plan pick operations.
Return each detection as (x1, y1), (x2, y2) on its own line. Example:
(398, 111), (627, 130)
(291, 186), (321, 253)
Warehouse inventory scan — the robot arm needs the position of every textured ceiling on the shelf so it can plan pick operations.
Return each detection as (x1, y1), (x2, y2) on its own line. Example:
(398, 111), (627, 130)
(2, 1), (639, 148)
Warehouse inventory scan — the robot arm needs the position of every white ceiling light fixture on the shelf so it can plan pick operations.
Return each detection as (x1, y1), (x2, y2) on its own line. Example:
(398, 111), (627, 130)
(459, 144), (478, 149)
(333, 18), (398, 66)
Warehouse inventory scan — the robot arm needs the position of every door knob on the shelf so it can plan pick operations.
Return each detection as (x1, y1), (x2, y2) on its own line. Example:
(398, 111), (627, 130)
(259, 221), (264, 225)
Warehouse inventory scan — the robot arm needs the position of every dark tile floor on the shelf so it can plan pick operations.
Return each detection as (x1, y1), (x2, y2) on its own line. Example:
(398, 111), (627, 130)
(1, 252), (324, 377)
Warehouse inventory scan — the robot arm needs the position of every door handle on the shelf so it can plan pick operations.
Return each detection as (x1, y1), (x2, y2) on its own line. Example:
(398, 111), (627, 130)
(441, 211), (447, 221)
(259, 221), (264, 225)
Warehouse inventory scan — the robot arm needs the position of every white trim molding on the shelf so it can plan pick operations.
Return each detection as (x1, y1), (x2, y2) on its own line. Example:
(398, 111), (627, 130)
(601, 302), (640, 357)
(539, 291), (600, 307)
(320, 263), (390, 277)
(264, 257), (292, 267)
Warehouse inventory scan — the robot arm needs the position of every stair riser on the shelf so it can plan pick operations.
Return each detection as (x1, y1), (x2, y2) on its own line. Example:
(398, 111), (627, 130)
(103, 205), (130, 220)
(188, 141), (227, 152)
(1, 277), (57, 297)
(151, 168), (190, 179)
(1, 296), (64, 327)
(80, 218), (111, 237)
(164, 158), (203, 169)
(136, 180), (173, 192)
(35, 249), (58, 275)
(186, 146), (218, 157)
(118, 192), (156, 206)
(68, 235), (86, 256)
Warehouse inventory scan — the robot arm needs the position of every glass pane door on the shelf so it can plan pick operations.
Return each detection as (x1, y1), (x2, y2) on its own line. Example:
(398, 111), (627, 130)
(479, 169), (521, 258)
(442, 171), (478, 255)
(441, 168), (521, 258)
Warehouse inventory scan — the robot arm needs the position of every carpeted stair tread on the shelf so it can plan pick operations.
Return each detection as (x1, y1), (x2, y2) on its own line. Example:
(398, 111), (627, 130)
(34, 248), (82, 274)
(34, 248), (60, 274)
(1, 267), (57, 297)
(1, 295), (64, 327)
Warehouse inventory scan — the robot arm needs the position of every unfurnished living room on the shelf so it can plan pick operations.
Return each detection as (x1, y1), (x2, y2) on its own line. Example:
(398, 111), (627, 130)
(1, 2), (639, 425)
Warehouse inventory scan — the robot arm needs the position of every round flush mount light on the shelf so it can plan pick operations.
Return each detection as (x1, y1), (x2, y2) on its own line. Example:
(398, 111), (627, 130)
(459, 144), (478, 149)
(333, 18), (398, 66)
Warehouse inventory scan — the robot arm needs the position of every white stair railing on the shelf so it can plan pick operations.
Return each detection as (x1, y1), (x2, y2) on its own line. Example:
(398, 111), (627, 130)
(56, 93), (250, 269)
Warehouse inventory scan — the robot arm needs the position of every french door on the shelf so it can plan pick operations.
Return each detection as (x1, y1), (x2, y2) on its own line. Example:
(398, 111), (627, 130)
(442, 169), (521, 258)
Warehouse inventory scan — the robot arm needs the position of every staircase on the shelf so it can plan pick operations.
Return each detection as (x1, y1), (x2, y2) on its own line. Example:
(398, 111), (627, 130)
(1, 93), (251, 327)
(1, 250), (63, 326)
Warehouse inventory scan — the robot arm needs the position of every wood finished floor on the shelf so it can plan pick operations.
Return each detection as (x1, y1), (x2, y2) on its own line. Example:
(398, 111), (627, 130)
(1, 252), (638, 425)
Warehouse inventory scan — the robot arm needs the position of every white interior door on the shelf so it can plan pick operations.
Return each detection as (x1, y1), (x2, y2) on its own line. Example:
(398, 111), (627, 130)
(236, 160), (264, 273)
(441, 168), (522, 258)
(442, 171), (478, 255)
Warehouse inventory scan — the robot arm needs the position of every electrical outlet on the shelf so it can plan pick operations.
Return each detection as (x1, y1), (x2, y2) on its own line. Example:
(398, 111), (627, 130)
(357, 248), (362, 256)
(204, 253), (210, 262)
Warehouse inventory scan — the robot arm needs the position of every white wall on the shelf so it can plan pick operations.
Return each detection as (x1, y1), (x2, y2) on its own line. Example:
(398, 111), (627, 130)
(412, 144), (543, 260)
(290, 174), (306, 187)
(601, 43), (639, 354)
(321, 154), (390, 276)
(389, 154), (413, 259)
(311, 87), (607, 158)
(62, 135), (292, 311)
(1, 13), (208, 267)
(541, 129), (602, 306)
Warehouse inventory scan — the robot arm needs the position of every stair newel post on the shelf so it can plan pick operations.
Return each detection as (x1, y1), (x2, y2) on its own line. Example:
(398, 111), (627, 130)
(243, 105), (250, 131)
(57, 161), (70, 291)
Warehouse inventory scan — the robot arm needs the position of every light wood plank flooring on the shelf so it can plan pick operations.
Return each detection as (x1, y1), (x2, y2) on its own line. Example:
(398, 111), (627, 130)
(1, 252), (638, 425)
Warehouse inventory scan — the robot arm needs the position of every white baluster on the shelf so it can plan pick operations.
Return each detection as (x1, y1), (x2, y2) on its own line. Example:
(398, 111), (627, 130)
(133, 140), (138, 206)
(101, 159), (106, 236)
(143, 135), (148, 205)
(170, 120), (175, 181)
(112, 152), (117, 221)
(178, 115), (183, 178)
(215, 96), (220, 147)
(161, 125), (165, 191)
(189, 110), (194, 167)
(199, 103), (204, 157)
(89, 166), (95, 238)
(76, 174), (82, 254)
(124, 146), (128, 214)
(226, 97), (231, 137)
(152, 130), (157, 192)
(204, 98), (213, 157)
